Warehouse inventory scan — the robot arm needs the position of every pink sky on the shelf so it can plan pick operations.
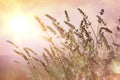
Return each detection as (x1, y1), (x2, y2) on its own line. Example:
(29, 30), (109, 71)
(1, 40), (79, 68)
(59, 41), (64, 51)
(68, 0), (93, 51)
(0, 0), (120, 55)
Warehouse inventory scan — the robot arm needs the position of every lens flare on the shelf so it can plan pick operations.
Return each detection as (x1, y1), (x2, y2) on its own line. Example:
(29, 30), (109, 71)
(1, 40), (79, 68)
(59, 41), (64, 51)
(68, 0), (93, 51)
(9, 16), (29, 35)
(4, 13), (42, 43)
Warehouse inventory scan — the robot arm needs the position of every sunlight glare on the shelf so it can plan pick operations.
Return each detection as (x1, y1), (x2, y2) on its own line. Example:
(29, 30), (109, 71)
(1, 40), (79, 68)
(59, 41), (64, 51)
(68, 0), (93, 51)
(110, 60), (120, 74)
(9, 16), (29, 35)
(7, 14), (41, 42)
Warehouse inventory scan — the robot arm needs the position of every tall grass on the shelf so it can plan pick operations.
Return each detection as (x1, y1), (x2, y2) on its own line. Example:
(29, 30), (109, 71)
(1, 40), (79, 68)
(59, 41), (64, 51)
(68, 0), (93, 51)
(7, 8), (120, 80)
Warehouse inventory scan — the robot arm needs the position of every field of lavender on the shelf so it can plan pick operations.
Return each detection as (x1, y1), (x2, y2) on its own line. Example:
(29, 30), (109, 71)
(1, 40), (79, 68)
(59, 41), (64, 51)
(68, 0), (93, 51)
(8, 8), (120, 80)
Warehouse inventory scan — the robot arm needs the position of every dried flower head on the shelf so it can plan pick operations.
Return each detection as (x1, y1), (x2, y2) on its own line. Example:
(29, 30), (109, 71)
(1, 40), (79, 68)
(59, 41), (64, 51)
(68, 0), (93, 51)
(97, 15), (107, 26)
(34, 16), (46, 31)
(100, 9), (104, 15)
(78, 8), (87, 18)
(47, 25), (56, 35)
(45, 14), (56, 22)
(64, 21), (75, 29)
(6, 40), (18, 48)
(64, 10), (70, 22)
(100, 27), (112, 33)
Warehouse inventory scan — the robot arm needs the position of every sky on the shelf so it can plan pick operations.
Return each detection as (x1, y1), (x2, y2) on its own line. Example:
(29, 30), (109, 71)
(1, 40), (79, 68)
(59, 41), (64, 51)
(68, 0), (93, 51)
(0, 0), (120, 80)
(0, 0), (120, 55)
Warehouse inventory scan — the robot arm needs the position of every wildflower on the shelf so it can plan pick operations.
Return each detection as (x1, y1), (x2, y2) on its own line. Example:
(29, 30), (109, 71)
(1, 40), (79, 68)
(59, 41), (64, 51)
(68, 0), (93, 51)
(47, 25), (56, 35)
(45, 14), (56, 22)
(78, 8), (87, 18)
(42, 36), (52, 42)
(64, 21), (75, 29)
(34, 16), (46, 31)
(24, 48), (31, 57)
(13, 49), (21, 55)
(42, 53), (49, 65)
(53, 22), (64, 35)
(32, 56), (40, 62)
(64, 10), (70, 21)
(100, 9), (104, 15)
(97, 15), (106, 26)
(6, 40), (18, 48)
(24, 47), (37, 55)
(20, 52), (29, 61)
(100, 27), (112, 33)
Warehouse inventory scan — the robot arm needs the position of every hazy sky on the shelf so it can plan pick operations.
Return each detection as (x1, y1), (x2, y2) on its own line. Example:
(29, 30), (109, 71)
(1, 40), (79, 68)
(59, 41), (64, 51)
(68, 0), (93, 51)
(0, 0), (120, 56)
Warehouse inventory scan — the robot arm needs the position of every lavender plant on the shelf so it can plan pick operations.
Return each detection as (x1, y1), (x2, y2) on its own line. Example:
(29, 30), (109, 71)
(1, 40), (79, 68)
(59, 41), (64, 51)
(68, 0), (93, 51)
(8, 8), (120, 80)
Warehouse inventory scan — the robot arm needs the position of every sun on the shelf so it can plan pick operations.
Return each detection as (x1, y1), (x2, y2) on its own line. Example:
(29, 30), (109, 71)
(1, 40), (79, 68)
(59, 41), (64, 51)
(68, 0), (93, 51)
(9, 16), (29, 35)
(6, 14), (41, 42)
(8, 15), (32, 42)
